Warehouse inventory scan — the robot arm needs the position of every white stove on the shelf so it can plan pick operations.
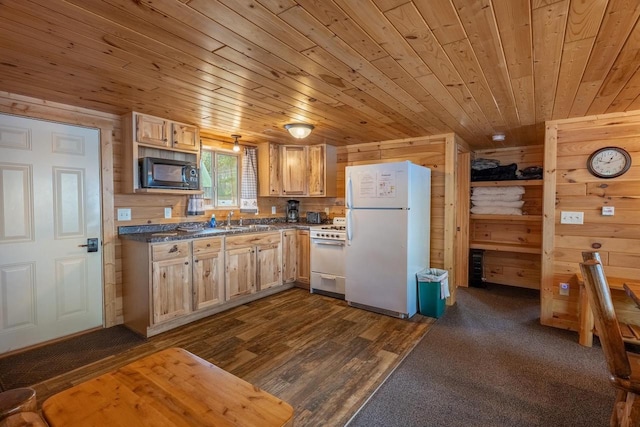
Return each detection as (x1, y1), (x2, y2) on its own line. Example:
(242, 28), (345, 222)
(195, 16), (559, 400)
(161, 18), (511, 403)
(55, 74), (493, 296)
(309, 217), (346, 298)
(309, 217), (346, 241)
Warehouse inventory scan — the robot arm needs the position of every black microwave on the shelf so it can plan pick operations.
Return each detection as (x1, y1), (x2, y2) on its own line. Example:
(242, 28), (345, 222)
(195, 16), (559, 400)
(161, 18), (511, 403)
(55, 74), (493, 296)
(139, 157), (199, 190)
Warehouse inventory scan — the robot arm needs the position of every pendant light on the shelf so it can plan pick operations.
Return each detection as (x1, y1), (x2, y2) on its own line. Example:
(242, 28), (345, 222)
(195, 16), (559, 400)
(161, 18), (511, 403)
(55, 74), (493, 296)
(231, 134), (241, 152)
(284, 123), (314, 139)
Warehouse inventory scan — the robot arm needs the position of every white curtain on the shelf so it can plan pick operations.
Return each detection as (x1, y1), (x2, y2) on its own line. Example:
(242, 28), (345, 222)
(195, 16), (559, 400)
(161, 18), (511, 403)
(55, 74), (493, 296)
(240, 147), (258, 213)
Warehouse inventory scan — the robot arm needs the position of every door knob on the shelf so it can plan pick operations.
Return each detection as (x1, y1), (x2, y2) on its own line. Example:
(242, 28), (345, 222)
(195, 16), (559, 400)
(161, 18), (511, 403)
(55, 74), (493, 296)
(78, 238), (99, 252)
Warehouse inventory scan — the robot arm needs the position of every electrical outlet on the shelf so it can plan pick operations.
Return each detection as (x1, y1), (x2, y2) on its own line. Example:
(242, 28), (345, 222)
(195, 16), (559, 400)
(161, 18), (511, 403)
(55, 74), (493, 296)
(560, 211), (584, 224)
(324, 207), (330, 214)
(271, 206), (276, 214)
(117, 208), (131, 221)
(559, 282), (570, 296)
(164, 207), (172, 219)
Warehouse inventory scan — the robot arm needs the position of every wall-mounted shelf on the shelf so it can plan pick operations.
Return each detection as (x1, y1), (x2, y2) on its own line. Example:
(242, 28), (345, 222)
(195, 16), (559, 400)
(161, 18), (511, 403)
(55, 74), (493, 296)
(471, 179), (542, 187)
(469, 242), (542, 254)
(470, 214), (542, 222)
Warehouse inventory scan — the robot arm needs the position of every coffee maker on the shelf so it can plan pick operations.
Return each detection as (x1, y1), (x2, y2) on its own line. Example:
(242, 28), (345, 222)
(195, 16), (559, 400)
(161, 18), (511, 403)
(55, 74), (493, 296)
(286, 199), (300, 223)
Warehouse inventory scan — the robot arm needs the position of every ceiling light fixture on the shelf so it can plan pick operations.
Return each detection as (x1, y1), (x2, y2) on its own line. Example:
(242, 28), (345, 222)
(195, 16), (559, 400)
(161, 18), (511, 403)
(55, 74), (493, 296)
(492, 133), (506, 142)
(231, 134), (241, 152)
(284, 123), (314, 139)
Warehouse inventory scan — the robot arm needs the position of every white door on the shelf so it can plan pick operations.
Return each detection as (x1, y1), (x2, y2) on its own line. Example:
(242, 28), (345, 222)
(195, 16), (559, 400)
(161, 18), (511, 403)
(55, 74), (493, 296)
(0, 113), (103, 354)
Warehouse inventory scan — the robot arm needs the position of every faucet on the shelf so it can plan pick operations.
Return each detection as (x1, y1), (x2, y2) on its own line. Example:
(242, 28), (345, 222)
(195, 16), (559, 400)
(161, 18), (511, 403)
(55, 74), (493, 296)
(227, 210), (233, 226)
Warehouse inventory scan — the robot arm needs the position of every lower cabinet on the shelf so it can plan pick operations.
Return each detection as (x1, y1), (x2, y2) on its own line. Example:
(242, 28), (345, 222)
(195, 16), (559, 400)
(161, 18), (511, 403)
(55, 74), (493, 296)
(225, 232), (282, 301)
(192, 237), (225, 310)
(282, 230), (297, 284)
(122, 230), (294, 337)
(150, 242), (191, 324)
(225, 246), (256, 299)
(296, 230), (310, 287)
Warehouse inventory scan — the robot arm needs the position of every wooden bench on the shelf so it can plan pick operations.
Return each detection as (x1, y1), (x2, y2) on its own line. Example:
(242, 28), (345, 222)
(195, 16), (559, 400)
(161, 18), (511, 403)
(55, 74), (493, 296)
(576, 272), (640, 347)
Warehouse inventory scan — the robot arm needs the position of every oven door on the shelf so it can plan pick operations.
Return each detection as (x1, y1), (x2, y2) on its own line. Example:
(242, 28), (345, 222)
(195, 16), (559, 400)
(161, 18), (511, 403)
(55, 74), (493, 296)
(310, 238), (346, 277)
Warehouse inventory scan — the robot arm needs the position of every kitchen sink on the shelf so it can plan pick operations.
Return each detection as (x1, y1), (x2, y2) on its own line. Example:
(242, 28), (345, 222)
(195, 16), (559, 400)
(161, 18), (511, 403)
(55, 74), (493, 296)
(246, 224), (272, 230)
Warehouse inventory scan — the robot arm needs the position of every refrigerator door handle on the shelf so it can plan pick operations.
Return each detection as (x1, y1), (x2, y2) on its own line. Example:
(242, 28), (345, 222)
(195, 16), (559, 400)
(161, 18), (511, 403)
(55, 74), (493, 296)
(346, 174), (353, 209)
(346, 209), (353, 244)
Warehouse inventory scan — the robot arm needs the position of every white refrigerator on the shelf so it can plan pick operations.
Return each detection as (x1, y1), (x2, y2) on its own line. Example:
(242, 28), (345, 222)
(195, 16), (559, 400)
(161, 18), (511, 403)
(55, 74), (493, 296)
(345, 161), (431, 318)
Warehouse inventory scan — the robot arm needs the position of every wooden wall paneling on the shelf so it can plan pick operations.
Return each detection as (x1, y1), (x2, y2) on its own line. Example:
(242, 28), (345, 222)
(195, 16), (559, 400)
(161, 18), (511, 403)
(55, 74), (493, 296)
(454, 144), (471, 291)
(543, 110), (640, 332)
(541, 122), (558, 326)
(443, 134), (457, 304)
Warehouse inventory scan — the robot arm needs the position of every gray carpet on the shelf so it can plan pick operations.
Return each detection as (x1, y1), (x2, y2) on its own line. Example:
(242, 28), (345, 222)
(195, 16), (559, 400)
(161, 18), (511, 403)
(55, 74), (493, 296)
(348, 284), (614, 427)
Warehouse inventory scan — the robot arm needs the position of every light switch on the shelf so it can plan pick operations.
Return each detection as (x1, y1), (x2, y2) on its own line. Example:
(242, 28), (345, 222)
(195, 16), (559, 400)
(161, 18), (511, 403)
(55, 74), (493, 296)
(117, 208), (131, 221)
(271, 206), (276, 214)
(560, 211), (584, 224)
(164, 207), (172, 219)
(602, 206), (615, 216)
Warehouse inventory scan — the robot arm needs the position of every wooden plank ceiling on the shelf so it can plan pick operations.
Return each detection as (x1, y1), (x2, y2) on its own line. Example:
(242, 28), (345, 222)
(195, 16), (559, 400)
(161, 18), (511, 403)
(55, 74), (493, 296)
(0, 0), (639, 149)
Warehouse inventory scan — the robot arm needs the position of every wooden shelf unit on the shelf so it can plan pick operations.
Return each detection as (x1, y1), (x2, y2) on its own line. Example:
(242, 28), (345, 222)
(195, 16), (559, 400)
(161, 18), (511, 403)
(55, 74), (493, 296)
(469, 178), (543, 289)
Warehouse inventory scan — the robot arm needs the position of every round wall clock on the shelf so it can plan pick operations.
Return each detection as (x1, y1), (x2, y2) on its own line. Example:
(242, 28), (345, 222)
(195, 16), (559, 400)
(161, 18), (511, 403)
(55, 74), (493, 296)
(587, 147), (632, 179)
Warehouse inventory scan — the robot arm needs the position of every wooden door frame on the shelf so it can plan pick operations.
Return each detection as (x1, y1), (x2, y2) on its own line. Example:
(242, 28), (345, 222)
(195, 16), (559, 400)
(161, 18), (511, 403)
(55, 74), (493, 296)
(0, 93), (118, 328)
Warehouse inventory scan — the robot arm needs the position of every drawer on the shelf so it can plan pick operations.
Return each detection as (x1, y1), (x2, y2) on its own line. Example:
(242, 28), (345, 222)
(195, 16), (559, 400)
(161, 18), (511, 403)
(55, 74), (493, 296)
(310, 272), (345, 295)
(226, 232), (280, 250)
(152, 241), (190, 261)
(193, 237), (223, 254)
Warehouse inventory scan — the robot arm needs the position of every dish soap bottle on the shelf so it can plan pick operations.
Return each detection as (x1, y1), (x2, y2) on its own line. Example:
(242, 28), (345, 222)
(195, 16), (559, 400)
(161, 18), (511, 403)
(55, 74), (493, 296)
(209, 214), (216, 228)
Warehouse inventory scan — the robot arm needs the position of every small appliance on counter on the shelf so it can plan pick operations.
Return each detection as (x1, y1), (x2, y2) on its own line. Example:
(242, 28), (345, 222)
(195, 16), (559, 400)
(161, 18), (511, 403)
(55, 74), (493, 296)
(306, 211), (325, 224)
(286, 199), (300, 223)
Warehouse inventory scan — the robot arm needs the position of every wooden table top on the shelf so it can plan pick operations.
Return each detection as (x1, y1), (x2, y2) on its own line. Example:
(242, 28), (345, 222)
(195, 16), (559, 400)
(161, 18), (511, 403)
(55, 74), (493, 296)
(41, 347), (293, 427)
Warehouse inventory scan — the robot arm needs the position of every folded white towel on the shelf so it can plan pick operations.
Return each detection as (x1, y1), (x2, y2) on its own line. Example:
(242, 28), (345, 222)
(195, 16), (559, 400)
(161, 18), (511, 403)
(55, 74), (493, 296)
(440, 276), (450, 299)
(471, 206), (523, 215)
(471, 193), (523, 202)
(472, 200), (525, 208)
(472, 186), (525, 196)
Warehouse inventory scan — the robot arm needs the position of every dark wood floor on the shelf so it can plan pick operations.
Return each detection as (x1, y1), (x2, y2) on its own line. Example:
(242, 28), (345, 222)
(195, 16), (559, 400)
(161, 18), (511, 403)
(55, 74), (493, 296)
(32, 288), (434, 426)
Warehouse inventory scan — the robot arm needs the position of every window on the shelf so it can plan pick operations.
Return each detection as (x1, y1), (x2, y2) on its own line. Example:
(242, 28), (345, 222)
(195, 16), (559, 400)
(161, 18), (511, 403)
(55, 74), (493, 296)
(200, 149), (239, 208)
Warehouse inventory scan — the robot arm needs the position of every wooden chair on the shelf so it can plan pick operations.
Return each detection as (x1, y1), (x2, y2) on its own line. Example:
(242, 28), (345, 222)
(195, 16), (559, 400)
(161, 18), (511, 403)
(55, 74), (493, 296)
(580, 258), (640, 426)
(0, 388), (47, 427)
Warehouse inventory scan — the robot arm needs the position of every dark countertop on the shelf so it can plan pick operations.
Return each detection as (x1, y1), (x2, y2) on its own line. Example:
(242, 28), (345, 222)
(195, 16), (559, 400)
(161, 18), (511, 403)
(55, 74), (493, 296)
(118, 221), (315, 243)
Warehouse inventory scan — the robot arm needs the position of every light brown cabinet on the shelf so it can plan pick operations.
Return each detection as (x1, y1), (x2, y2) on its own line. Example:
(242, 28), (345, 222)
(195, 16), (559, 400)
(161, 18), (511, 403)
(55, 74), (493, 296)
(296, 229), (310, 288)
(225, 246), (255, 300)
(192, 237), (225, 310)
(225, 232), (282, 300)
(121, 111), (200, 194)
(122, 230), (291, 338)
(135, 113), (199, 152)
(151, 242), (191, 324)
(257, 143), (282, 196)
(257, 143), (336, 197)
(282, 230), (297, 284)
(281, 145), (307, 196)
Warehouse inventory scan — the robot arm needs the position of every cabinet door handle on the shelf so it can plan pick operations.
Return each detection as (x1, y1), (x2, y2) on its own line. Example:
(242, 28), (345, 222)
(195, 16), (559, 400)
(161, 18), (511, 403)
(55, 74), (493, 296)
(194, 259), (199, 263)
(184, 261), (189, 265)
(169, 245), (178, 253)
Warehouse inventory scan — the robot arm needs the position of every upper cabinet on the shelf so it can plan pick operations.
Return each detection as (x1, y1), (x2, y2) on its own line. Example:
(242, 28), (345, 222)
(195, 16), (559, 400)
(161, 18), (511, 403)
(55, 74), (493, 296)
(281, 145), (307, 196)
(258, 143), (336, 197)
(122, 112), (200, 194)
(135, 113), (199, 152)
